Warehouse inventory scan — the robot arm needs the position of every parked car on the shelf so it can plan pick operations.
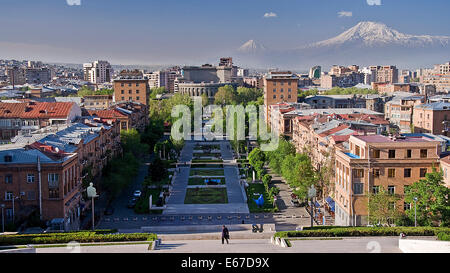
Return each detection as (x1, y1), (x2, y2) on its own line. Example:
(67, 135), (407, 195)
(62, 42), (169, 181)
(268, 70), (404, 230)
(133, 190), (142, 198)
(127, 197), (138, 208)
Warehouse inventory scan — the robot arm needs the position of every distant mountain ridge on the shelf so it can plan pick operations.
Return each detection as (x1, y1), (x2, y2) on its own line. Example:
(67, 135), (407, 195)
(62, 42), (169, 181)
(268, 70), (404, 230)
(235, 21), (450, 70)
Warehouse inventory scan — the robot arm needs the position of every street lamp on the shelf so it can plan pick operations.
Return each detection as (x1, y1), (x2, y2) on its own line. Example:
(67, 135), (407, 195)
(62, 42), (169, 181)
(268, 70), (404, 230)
(1, 204), (5, 233)
(308, 185), (317, 228)
(413, 197), (418, 227)
(87, 183), (99, 231)
(11, 195), (19, 225)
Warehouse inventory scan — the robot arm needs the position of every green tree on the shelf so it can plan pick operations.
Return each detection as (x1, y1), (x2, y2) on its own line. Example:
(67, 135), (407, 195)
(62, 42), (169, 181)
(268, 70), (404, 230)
(121, 128), (149, 157)
(149, 87), (167, 99)
(201, 92), (209, 107)
(214, 85), (236, 105)
(368, 186), (402, 226)
(236, 87), (263, 105)
(404, 169), (450, 226)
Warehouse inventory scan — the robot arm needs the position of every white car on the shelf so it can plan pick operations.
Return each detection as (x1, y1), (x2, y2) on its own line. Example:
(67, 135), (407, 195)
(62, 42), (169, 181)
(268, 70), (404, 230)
(133, 190), (142, 198)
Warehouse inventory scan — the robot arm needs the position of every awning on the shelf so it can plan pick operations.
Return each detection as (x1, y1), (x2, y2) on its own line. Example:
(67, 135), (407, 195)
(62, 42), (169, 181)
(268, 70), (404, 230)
(314, 201), (321, 207)
(325, 196), (335, 211)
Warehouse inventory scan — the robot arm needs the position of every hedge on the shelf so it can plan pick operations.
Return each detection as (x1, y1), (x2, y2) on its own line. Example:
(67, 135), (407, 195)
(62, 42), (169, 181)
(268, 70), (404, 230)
(274, 227), (450, 238)
(0, 231), (157, 246)
(437, 232), (450, 241)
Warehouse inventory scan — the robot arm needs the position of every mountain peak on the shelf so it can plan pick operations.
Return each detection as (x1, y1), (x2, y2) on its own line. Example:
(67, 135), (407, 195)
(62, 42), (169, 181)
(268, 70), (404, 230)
(238, 40), (267, 53)
(307, 21), (450, 48)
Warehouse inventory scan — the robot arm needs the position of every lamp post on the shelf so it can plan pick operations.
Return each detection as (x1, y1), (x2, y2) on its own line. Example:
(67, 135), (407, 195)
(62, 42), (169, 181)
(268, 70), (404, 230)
(1, 204), (5, 233)
(308, 185), (317, 228)
(413, 197), (418, 227)
(12, 195), (19, 225)
(87, 183), (99, 231)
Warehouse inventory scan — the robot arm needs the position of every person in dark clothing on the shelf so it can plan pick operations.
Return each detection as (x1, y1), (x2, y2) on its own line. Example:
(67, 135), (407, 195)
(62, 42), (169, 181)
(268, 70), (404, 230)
(222, 225), (230, 244)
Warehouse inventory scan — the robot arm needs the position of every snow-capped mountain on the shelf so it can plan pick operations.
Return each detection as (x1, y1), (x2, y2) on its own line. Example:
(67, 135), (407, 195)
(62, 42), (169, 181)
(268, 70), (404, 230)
(237, 40), (267, 54)
(236, 21), (450, 70)
(305, 21), (450, 48)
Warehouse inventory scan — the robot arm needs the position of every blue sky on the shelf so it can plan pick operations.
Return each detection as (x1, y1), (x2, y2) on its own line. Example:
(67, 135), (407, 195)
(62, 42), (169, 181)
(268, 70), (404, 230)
(0, 0), (449, 66)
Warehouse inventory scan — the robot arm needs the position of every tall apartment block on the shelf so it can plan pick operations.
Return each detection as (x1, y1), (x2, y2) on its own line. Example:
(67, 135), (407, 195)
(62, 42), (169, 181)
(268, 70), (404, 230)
(113, 76), (150, 105)
(263, 71), (299, 122)
(370, 65), (399, 84)
(334, 135), (440, 226)
(83, 60), (113, 84)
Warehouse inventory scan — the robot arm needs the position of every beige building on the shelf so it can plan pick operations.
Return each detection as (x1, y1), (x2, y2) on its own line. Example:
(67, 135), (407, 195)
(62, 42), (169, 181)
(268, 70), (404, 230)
(413, 102), (450, 136)
(334, 135), (440, 226)
(113, 76), (150, 105)
(83, 95), (113, 110)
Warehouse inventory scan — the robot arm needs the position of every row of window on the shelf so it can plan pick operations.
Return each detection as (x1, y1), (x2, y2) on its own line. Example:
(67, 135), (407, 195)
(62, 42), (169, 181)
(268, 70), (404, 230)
(352, 167), (428, 179)
(120, 90), (140, 94)
(272, 95), (292, 99)
(272, 81), (292, 86)
(371, 149), (428, 159)
(4, 173), (59, 185)
(120, 83), (140, 87)
(120, 96), (140, 101)
(272, 88), (292, 93)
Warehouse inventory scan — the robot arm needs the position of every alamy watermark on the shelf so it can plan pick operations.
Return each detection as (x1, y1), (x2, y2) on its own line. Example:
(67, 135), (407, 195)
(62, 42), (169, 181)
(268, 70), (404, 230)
(171, 97), (279, 151)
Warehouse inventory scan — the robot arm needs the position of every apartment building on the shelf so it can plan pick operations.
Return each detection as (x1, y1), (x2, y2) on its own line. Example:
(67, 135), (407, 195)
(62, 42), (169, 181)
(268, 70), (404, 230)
(0, 117), (121, 231)
(384, 95), (425, 133)
(413, 102), (450, 136)
(6, 67), (26, 86)
(88, 101), (149, 132)
(83, 95), (113, 110)
(263, 71), (299, 122)
(440, 155), (450, 188)
(334, 135), (440, 226)
(83, 60), (113, 84)
(371, 65), (399, 84)
(113, 76), (150, 105)
(0, 101), (82, 141)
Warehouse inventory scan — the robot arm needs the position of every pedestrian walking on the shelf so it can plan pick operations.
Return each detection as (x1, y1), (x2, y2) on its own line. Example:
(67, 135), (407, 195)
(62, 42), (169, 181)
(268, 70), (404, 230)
(222, 225), (230, 244)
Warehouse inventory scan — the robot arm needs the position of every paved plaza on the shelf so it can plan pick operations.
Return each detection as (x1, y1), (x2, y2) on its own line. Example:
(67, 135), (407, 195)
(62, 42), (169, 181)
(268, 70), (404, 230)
(35, 237), (403, 253)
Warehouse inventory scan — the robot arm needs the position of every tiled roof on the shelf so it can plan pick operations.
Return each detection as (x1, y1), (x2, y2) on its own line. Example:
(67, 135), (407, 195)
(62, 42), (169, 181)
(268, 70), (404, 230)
(88, 109), (128, 119)
(0, 102), (75, 119)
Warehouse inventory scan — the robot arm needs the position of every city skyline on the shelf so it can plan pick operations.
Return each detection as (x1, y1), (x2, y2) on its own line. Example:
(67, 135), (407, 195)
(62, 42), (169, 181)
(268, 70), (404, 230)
(0, 0), (449, 68)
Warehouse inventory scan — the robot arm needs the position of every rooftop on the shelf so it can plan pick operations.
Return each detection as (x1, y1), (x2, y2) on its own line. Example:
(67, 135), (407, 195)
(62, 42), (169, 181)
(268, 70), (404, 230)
(352, 135), (434, 143)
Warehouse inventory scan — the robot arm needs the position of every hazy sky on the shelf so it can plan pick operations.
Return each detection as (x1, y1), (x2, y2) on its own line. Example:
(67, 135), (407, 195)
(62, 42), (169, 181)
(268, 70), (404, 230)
(0, 0), (449, 66)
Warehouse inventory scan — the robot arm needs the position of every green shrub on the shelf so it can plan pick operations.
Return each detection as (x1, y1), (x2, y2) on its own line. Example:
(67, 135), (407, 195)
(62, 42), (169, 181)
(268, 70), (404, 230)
(0, 231), (157, 246)
(437, 232), (450, 241)
(274, 227), (450, 238)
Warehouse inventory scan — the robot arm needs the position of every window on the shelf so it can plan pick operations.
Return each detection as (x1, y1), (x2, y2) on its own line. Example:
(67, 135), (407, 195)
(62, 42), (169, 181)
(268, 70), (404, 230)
(404, 168), (411, 178)
(353, 183), (364, 194)
(121, 97), (125, 100)
(420, 149), (427, 158)
(280, 88), (284, 93)
(128, 90), (132, 94)
(48, 174), (59, 188)
(388, 185), (395, 194)
(27, 174), (35, 183)
(288, 88), (292, 92)
(136, 97), (140, 101)
(353, 169), (364, 178)
(136, 90), (139, 94)
(388, 169), (396, 178)
(273, 89), (276, 93)
(404, 202), (411, 210)
(372, 149), (380, 158)
(372, 186), (379, 194)
(5, 192), (13, 201)
(121, 90), (124, 94)
(27, 191), (36, 200)
(49, 188), (59, 199)
(128, 97), (132, 100)
(273, 95), (276, 99)
(121, 83), (124, 87)
(372, 169), (380, 178)
(420, 168), (427, 177)
(388, 150), (396, 158)
(5, 174), (12, 184)
(136, 83), (140, 87)
(288, 95), (291, 99)
(406, 149), (412, 158)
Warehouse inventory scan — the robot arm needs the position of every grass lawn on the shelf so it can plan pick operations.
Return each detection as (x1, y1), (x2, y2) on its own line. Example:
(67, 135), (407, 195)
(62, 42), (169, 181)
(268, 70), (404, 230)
(190, 168), (225, 176)
(246, 183), (277, 213)
(184, 188), (228, 204)
(193, 153), (221, 158)
(194, 144), (221, 150)
(188, 177), (226, 185)
(190, 163), (223, 168)
(191, 159), (223, 163)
